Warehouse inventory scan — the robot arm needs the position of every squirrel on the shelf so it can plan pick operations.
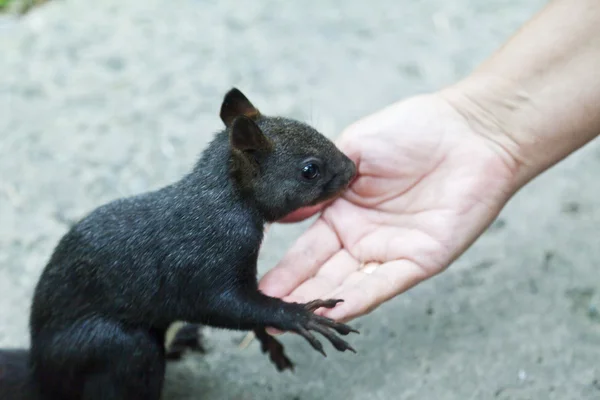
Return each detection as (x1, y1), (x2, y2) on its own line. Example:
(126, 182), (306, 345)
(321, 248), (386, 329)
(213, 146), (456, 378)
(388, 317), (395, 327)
(0, 88), (359, 400)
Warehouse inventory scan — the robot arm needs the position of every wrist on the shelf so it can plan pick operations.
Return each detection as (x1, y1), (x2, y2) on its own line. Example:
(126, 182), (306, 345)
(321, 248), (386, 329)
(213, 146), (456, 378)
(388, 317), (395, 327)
(439, 73), (557, 188)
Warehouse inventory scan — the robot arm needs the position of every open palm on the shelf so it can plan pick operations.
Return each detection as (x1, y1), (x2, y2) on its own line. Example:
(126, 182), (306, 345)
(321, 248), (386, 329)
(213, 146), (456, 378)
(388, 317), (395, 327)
(259, 93), (519, 323)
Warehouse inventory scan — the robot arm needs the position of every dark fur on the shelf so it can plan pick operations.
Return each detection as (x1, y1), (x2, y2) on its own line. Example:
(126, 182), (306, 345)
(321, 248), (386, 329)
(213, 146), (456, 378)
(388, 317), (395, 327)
(0, 88), (358, 400)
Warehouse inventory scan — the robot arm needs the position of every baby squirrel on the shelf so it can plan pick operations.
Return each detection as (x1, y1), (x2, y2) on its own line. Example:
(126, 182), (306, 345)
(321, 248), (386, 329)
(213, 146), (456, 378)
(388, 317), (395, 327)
(0, 88), (359, 400)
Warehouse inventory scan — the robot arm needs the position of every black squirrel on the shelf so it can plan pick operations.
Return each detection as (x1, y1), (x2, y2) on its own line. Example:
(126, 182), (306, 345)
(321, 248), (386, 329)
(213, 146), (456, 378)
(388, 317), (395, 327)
(0, 88), (359, 400)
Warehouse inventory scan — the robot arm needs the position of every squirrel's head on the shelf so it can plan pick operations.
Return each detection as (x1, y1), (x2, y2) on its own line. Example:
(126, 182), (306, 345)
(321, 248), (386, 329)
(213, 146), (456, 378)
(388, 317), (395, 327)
(220, 88), (357, 222)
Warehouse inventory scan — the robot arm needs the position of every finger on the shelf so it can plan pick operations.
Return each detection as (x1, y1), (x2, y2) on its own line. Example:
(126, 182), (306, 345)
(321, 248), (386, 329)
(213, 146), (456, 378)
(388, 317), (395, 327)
(277, 200), (375, 305)
(352, 226), (445, 276)
(320, 259), (432, 323)
(285, 250), (360, 307)
(335, 128), (362, 165)
(258, 218), (341, 299)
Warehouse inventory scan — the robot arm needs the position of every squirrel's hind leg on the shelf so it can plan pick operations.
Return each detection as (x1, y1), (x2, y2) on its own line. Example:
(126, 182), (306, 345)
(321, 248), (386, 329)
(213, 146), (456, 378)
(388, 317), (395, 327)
(32, 318), (166, 400)
(165, 323), (205, 361)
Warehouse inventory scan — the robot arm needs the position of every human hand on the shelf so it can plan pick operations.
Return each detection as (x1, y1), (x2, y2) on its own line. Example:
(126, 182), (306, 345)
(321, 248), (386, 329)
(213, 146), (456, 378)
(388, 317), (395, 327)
(259, 92), (520, 324)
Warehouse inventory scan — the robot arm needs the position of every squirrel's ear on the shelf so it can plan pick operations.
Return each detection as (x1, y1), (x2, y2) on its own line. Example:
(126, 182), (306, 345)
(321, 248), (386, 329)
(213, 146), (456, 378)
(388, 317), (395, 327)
(220, 88), (261, 127)
(230, 116), (273, 152)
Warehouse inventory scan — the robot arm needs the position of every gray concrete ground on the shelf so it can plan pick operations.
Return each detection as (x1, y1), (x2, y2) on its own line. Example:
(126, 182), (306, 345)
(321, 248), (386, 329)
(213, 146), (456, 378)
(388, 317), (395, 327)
(1, 0), (599, 399)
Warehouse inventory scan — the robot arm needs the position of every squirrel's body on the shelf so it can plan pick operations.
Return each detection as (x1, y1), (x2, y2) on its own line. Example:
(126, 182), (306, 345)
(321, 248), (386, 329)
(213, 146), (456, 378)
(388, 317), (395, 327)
(0, 89), (358, 400)
(32, 132), (262, 334)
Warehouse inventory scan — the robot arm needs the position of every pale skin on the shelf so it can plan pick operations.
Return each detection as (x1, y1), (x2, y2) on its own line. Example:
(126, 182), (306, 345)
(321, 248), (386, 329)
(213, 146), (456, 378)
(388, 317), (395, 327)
(259, 0), (600, 326)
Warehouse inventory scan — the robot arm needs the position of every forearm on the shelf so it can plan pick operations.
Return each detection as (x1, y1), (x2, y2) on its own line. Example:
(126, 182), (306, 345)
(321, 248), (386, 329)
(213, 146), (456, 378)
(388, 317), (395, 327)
(441, 0), (600, 187)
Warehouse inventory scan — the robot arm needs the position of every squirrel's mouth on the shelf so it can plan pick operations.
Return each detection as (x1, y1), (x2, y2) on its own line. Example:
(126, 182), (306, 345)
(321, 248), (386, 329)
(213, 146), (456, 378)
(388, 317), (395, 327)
(318, 172), (354, 202)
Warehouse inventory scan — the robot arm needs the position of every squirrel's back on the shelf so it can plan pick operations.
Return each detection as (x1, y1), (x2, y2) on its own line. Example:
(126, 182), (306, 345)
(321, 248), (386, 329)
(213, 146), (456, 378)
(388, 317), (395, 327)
(29, 132), (263, 332)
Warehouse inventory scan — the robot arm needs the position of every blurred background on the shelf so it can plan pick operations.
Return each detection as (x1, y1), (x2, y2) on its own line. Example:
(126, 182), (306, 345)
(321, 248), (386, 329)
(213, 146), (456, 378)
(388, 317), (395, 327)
(1, 0), (599, 399)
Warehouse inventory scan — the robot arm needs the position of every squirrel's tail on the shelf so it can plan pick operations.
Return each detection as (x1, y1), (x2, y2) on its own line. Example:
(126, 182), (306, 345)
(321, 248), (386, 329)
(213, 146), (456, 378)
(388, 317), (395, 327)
(0, 349), (38, 400)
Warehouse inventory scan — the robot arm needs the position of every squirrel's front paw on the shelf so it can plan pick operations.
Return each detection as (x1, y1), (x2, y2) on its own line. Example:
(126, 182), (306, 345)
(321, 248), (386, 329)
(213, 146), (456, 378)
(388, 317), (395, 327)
(287, 299), (359, 357)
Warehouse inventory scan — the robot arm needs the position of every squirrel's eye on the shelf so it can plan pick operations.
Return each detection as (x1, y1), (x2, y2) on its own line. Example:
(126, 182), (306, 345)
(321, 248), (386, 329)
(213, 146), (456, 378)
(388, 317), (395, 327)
(301, 163), (320, 180)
